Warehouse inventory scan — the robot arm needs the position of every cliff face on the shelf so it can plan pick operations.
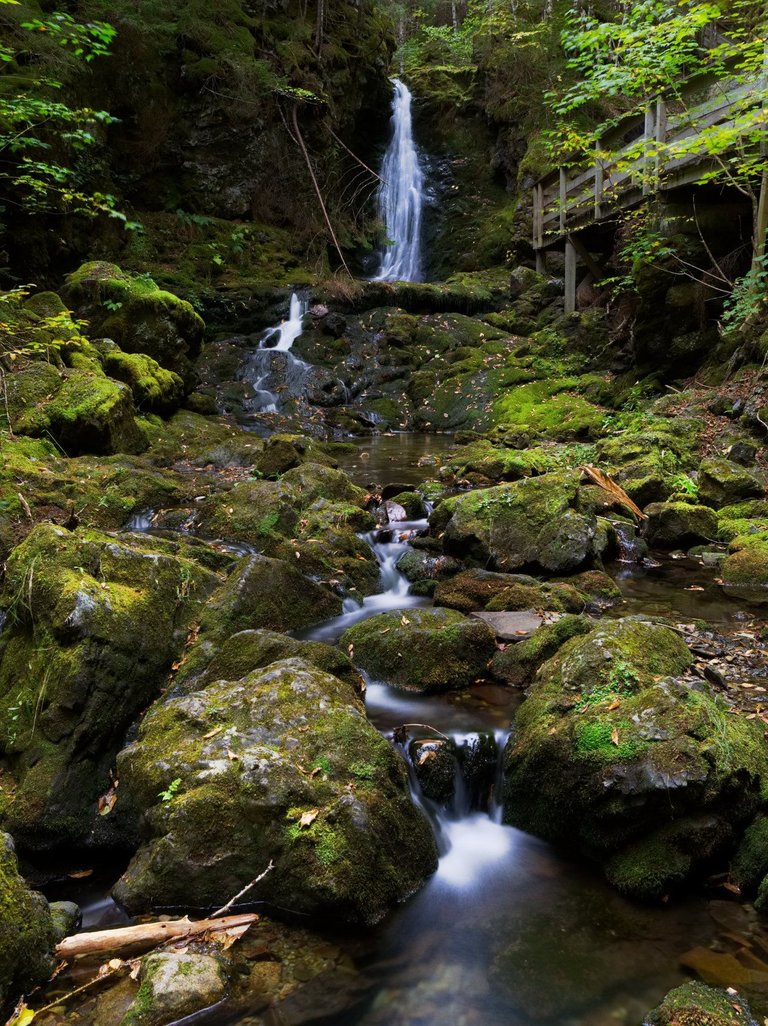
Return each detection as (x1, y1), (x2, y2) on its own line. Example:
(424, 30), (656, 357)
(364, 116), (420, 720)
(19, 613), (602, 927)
(5, 0), (395, 282)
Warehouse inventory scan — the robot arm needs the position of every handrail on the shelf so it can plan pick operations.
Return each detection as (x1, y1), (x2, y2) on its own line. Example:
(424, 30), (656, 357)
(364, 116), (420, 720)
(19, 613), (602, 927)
(533, 74), (767, 250)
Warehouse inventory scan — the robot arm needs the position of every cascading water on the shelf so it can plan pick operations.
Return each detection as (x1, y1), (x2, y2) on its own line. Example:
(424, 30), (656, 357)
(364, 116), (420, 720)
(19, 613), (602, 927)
(243, 292), (310, 415)
(373, 78), (425, 283)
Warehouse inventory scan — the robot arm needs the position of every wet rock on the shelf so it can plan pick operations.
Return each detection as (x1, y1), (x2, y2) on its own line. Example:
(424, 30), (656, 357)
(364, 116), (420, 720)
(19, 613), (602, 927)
(123, 951), (229, 1026)
(642, 501), (718, 548)
(396, 548), (463, 584)
(644, 982), (757, 1026)
(721, 538), (768, 593)
(341, 607), (496, 693)
(113, 658), (437, 924)
(503, 619), (768, 900)
(253, 435), (305, 477)
(410, 739), (458, 803)
(431, 472), (597, 574)
(0, 525), (220, 850)
(194, 478), (300, 549)
(387, 491), (427, 518)
(281, 463), (366, 507)
(471, 610), (554, 641)
(457, 733), (499, 811)
(698, 458), (764, 509)
(49, 900), (81, 942)
(383, 499), (408, 522)
(0, 832), (56, 1006)
(731, 814), (768, 894)
(555, 570), (622, 609)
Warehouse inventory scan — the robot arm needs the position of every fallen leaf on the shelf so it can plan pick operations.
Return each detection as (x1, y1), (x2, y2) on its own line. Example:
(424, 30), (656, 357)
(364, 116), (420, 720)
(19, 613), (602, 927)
(299, 809), (318, 829)
(68, 869), (93, 879)
(607, 698), (621, 711)
(401, 615), (410, 626)
(203, 726), (224, 740)
(6, 1001), (34, 1026)
(611, 727), (620, 746)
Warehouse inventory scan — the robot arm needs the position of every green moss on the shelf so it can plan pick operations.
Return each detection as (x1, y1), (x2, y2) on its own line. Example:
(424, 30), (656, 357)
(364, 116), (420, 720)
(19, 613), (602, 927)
(575, 719), (642, 761)
(491, 378), (606, 440)
(646, 982), (757, 1026)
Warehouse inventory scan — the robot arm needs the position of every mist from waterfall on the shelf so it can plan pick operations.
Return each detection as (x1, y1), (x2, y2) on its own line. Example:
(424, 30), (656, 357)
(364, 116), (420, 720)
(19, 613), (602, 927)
(373, 78), (425, 283)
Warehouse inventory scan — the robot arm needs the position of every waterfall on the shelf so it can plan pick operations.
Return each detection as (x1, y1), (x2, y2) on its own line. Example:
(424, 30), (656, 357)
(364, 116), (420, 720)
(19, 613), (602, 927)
(373, 78), (425, 283)
(242, 292), (310, 416)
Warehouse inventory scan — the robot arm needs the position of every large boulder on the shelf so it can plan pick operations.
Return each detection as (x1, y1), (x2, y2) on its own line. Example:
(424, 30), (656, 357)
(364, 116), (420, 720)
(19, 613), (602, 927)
(341, 608), (496, 693)
(502, 619), (768, 899)
(0, 525), (221, 850)
(122, 952), (229, 1026)
(0, 833), (56, 1006)
(430, 473), (597, 573)
(62, 263), (205, 390)
(112, 658), (438, 923)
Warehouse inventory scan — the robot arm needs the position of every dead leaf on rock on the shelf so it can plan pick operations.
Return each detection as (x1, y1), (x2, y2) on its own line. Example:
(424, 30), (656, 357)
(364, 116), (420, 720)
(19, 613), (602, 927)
(299, 809), (318, 829)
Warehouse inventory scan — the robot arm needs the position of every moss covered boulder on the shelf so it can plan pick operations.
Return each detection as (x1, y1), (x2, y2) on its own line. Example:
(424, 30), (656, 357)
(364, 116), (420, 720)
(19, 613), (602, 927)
(433, 568), (588, 614)
(102, 345), (185, 414)
(0, 525), (221, 850)
(430, 472), (597, 573)
(122, 951), (229, 1026)
(721, 537), (768, 594)
(642, 502), (718, 548)
(6, 361), (147, 456)
(341, 608), (496, 693)
(62, 263), (205, 390)
(113, 658), (437, 923)
(644, 983), (757, 1026)
(490, 615), (593, 687)
(0, 832), (56, 1005)
(502, 619), (768, 900)
(174, 628), (362, 695)
(698, 458), (764, 510)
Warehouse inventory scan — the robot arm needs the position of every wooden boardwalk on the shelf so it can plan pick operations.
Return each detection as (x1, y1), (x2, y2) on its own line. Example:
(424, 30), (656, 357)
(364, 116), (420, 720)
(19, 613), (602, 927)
(532, 74), (767, 311)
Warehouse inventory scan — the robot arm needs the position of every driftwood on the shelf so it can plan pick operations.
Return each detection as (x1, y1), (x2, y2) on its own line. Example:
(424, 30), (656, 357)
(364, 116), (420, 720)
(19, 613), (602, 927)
(579, 464), (648, 520)
(55, 912), (258, 960)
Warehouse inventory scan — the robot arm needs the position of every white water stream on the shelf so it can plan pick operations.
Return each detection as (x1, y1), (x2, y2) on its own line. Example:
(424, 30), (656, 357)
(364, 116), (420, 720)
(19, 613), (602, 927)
(244, 292), (310, 415)
(373, 79), (425, 283)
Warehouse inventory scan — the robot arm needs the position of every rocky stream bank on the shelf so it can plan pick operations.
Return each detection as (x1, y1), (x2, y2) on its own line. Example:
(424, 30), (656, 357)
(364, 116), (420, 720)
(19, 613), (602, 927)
(1, 261), (768, 1026)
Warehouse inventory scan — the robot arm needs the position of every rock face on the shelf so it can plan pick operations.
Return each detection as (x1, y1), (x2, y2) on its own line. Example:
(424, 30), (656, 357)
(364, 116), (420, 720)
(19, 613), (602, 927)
(643, 982), (757, 1026)
(341, 608), (496, 693)
(430, 473), (598, 573)
(502, 619), (768, 899)
(0, 525), (221, 850)
(113, 658), (437, 923)
(0, 833), (56, 1006)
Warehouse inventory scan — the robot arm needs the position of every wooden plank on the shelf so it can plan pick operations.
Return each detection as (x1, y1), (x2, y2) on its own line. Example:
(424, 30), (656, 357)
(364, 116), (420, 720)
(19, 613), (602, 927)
(568, 234), (607, 282)
(559, 168), (567, 231)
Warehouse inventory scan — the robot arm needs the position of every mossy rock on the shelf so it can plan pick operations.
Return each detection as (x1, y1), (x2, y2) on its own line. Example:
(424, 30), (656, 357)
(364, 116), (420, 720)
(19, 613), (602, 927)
(434, 568), (588, 614)
(443, 440), (560, 484)
(0, 524), (221, 850)
(431, 472), (596, 573)
(717, 500), (768, 543)
(490, 378), (606, 441)
(175, 628), (363, 695)
(62, 262), (205, 390)
(121, 951), (229, 1026)
(502, 619), (768, 898)
(732, 813), (768, 894)
(721, 537), (768, 594)
(387, 491), (427, 519)
(6, 362), (147, 456)
(644, 982), (757, 1026)
(395, 548), (463, 584)
(341, 607), (496, 693)
(0, 832), (56, 1006)
(113, 658), (438, 924)
(698, 458), (764, 510)
(102, 345), (185, 414)
(280, 462), (367, 507)
(555, 570), (622, 608)
(490, 615), (593, 687)
(194, 479), (300, 551)
(642, 502), (718, 548)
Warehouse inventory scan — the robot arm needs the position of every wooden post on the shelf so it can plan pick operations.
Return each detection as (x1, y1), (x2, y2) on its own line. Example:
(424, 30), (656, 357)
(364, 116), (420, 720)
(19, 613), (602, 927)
(564, 238), (577, 314)
(594, 140), (604, 220)
(752, 46), (768, 271)
(655, 97), (667, 176)
(535, 250), (546, 274)
(642, 104), (654, 195)
(559, 168), (567, 234)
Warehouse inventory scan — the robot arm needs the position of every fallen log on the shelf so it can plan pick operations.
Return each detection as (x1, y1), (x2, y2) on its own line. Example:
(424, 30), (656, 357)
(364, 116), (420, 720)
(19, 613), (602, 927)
(56, 912), (258, 960)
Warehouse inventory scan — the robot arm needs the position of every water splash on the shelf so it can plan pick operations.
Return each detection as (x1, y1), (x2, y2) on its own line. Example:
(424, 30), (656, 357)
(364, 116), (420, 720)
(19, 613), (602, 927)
(243, 293), (310, 415)
(260, 292), (308, 352)
(373, 79), (424, 283)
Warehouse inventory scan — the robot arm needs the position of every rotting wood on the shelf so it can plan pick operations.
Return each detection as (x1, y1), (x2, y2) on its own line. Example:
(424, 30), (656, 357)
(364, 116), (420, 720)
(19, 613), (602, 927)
(579, 465), (648, 521)
(55, 912), (259, 960)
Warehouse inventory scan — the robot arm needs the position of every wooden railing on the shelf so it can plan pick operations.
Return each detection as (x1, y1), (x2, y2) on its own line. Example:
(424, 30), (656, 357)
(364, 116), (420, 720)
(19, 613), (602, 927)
(532, 75), (767, 251)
